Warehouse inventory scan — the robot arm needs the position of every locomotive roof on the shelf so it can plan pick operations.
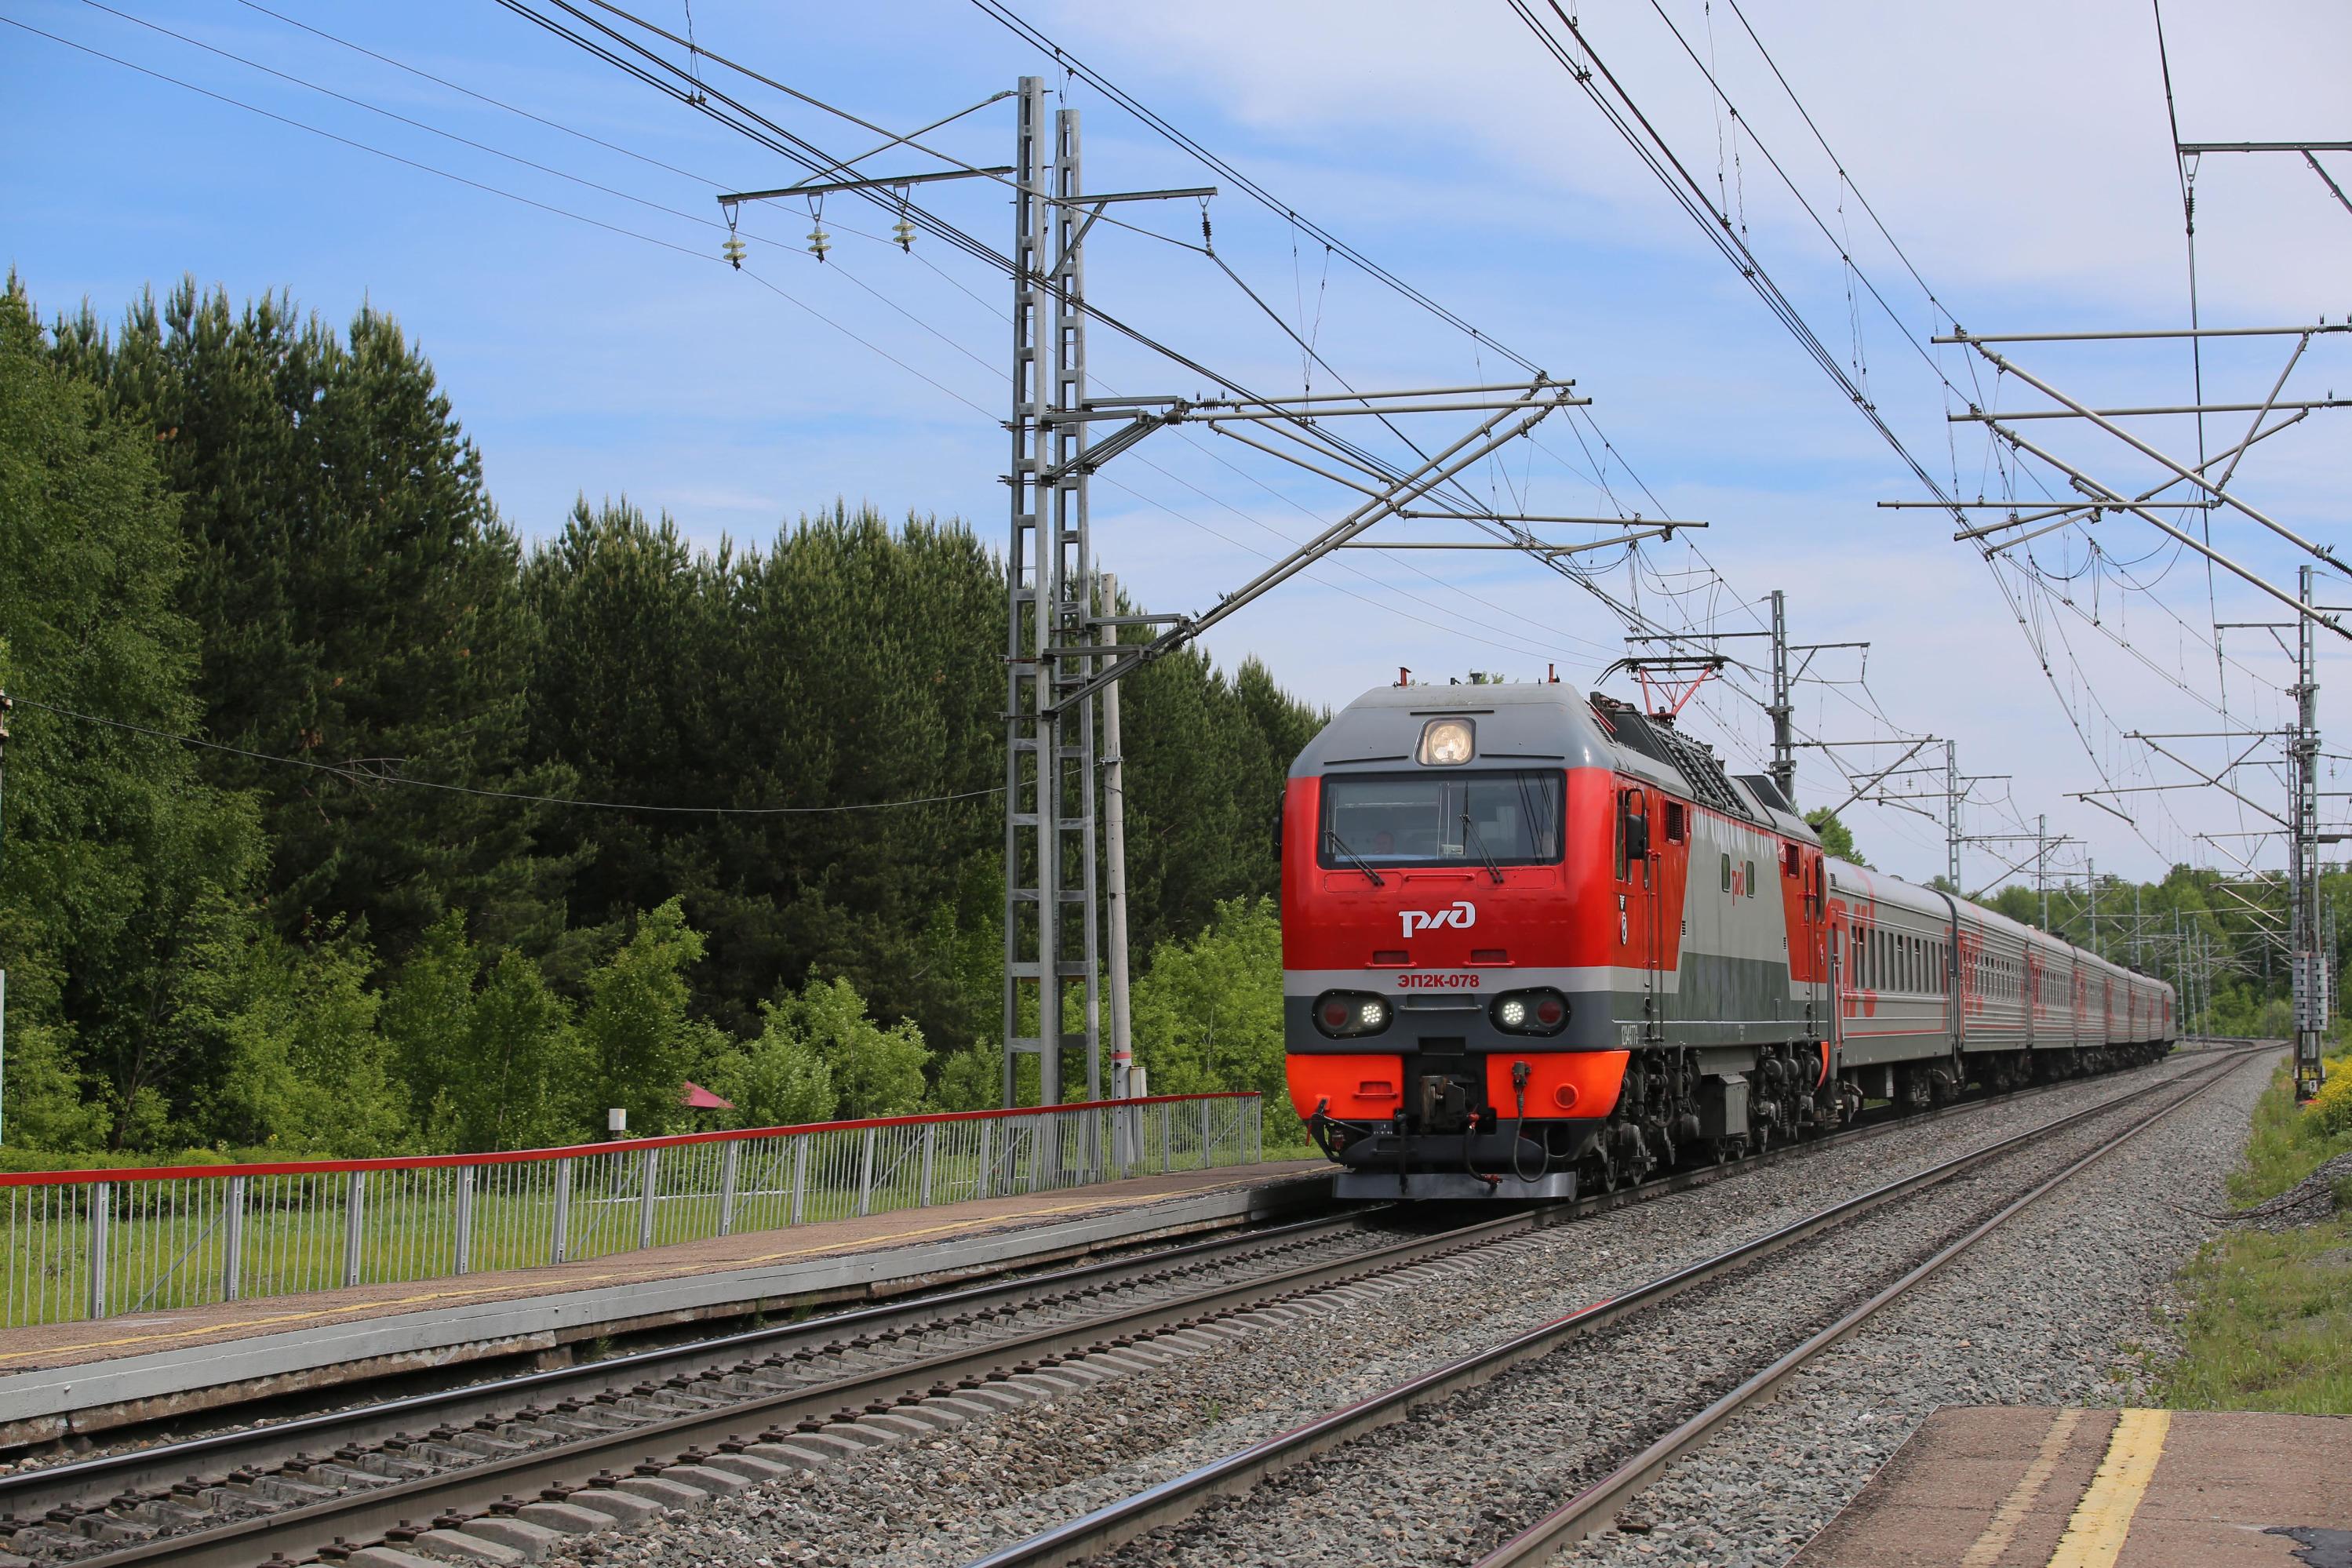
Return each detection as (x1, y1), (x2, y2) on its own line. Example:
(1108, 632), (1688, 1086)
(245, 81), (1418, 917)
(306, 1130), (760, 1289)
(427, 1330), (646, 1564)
(1294, 683), (1819, 844)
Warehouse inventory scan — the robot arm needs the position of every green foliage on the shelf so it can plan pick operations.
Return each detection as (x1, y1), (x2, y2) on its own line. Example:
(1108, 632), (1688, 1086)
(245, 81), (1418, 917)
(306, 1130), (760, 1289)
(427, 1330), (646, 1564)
(1130, 897), (1289, 1130)
(5, 274), (1327, 1159)
(49, 280), (580, 965)
(766, 970), (928, 1119)
(2161, 1056), (2352, 1413)
(580, 898), (730, 1137)
(704, 1006), (836, 1129)
(179, 905), (408, 1157)
(2306, 1058), (2352, 1141)
(2162, 1211), (2352, 1414)
(0, 1020), (111, 1153)
(1984, 885), (2040, 927)
(1803, 807), (1866, 866)
(0, 275), (268, 1149)
(2229, 1052), (2352, 1206)
(383, 912), (588, 1151)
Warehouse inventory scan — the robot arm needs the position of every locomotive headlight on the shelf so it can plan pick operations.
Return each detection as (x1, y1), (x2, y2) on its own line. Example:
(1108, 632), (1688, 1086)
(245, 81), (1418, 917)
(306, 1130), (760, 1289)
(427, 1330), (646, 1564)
(1312, 990), (1392, 1039)
(1418, 717), (1476, 766)
(1491, 987), (1568, 1037)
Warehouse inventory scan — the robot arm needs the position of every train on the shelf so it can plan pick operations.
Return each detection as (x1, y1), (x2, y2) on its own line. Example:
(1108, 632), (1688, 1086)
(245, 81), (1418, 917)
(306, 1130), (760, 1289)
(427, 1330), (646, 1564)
(1282, 678), (2177, 1199)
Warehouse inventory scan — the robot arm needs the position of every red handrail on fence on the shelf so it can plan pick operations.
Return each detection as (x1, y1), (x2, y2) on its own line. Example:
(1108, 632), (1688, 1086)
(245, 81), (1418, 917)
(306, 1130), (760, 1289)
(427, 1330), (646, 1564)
(0, 1093), (1263, 1188)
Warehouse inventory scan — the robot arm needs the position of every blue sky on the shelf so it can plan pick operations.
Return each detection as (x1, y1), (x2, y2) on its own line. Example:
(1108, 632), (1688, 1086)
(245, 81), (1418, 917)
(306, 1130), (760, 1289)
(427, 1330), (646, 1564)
(5, 0), (2347, 895)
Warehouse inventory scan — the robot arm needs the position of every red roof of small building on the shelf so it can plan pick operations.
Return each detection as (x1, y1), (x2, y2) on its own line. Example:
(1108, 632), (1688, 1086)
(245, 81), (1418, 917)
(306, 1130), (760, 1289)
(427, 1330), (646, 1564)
(678, 1080), (737, 1110)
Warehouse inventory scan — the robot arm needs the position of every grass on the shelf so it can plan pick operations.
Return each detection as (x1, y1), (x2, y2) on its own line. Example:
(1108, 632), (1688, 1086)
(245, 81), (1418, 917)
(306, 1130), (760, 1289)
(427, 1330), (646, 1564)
(2226, 1053), (2352, 1205)
(4, 1112), (1267, 1328)
(2159, 1052), (2352, 1413)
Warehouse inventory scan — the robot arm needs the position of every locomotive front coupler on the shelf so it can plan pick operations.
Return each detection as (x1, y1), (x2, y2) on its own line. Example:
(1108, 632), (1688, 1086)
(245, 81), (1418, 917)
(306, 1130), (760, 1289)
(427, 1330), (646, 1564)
(1304, 1101), (1380, 1162)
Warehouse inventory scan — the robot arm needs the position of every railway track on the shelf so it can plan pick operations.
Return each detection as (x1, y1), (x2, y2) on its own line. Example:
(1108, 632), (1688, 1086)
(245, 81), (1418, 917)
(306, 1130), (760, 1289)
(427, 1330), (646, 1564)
(0, 1051), (2230, 1568)
(959, 1044), (2263, 1568)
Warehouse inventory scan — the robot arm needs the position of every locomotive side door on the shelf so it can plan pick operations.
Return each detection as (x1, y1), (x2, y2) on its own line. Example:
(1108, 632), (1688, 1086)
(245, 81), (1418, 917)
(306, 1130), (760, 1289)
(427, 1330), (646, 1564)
(1800, 849), (1826, 1036)
(1615, 781), (1658, 1042)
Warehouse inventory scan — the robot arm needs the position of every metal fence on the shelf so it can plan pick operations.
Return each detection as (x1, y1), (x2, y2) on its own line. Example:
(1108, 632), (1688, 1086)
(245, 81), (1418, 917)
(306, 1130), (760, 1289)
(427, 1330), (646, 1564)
(0, 1093), (1262, 1330)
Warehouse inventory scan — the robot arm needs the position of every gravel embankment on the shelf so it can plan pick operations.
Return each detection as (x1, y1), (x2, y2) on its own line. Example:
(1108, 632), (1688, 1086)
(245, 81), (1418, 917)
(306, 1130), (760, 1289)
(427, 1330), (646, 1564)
(1540, 1046), (2268, 1568)
(530, 1053), (2238, 1568)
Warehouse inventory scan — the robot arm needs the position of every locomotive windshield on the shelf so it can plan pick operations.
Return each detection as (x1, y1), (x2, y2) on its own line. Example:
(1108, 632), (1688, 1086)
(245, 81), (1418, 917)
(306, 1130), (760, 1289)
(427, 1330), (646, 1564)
(1318, 770), (1564, 868)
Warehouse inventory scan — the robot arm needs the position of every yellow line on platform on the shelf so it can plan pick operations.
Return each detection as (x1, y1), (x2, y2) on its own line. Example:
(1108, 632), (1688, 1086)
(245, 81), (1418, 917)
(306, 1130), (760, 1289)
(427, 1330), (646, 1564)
(1961, 1407), (2084, 1567)
(0, 1180), (1243, 1368)
(2044, 1408), (2171, 1568)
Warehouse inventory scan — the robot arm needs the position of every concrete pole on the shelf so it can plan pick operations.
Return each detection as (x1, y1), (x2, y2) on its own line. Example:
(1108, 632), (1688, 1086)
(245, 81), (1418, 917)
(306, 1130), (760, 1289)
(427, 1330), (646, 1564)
(1945, 741), (1961, 889)
(2037, 814), (2049, 930)
(1101, 573), (1134, 1100)
(1768, 588), (1796, 802)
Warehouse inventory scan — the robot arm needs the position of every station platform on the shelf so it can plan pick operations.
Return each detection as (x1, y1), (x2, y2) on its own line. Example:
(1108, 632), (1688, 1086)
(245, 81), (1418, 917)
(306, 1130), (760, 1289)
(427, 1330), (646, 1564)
(1792, 1404), (2352, 1567)
(0, 1157), (1330, 1450)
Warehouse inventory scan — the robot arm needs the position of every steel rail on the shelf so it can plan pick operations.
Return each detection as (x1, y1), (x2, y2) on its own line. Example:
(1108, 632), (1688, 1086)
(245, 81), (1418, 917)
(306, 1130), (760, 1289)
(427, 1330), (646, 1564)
(60, 1202), (1582, 1568)
(1473, 1044), (2263, 1566)
(3, 1060), (2114, 1525)
(0, 1206), (1375, 1515)
(957, 1047), (2256, 1568)
(20, 1050), (2210, 1566)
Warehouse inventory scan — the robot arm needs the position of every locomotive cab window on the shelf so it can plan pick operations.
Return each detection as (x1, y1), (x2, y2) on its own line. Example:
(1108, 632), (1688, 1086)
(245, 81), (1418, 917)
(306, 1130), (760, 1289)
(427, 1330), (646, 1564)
(1320, 770), (1565, 870)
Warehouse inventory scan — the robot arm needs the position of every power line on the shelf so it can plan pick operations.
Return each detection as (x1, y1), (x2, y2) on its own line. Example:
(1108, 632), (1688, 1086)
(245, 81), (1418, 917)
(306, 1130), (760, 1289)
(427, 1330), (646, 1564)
(965, 0), (1544, 377)
(16, 698), (1007, 814)
(1510, 0), (2296, 875)
(7, 14), (1007, 424)
(65, 5), (1642, 681)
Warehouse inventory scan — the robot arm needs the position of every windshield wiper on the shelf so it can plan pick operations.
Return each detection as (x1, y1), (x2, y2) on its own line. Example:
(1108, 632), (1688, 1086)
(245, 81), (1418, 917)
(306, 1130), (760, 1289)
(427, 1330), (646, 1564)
(1323, 828), (1386, 886)
(1461, 812), (1505, 885)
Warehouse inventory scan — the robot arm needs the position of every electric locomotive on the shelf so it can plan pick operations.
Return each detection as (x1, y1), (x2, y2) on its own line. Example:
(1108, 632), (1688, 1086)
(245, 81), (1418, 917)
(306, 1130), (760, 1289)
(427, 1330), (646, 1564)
(1283, 678), (2176, 1199)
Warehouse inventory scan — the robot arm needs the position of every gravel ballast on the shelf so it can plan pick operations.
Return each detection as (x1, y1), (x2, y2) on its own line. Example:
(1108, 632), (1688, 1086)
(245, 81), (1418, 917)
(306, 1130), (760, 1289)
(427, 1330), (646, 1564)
(1542, 1045), (2270, 1568)
(512, 1051), (2251, 1568)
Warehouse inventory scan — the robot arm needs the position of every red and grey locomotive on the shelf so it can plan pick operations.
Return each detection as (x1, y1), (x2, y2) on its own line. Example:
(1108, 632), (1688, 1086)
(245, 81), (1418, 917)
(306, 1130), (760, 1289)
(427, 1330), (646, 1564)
(1283, 679), (2176, 1199)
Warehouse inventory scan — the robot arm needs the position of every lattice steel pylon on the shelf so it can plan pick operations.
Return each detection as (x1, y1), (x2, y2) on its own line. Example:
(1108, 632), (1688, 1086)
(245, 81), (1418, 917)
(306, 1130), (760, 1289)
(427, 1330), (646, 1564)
(1003, 78), (1101, 1109)
(993, 81), (1578, 1111)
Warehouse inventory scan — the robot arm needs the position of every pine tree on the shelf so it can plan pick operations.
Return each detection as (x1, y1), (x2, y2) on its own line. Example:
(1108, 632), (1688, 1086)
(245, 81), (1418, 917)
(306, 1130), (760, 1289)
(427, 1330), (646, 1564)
(48, 280), (577, 964)
(0, 277), (268, 1149)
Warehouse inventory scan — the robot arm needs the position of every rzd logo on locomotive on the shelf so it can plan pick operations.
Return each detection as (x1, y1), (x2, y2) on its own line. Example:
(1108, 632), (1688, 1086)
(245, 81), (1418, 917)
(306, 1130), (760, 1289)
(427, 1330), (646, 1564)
(1400, 900), (1476, 939)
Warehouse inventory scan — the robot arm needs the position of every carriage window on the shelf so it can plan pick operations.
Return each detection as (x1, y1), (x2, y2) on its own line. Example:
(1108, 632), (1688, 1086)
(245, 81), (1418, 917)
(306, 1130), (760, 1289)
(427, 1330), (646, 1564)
(1722, 853), (1732, 892)
(1745, 860), (1756, 898)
